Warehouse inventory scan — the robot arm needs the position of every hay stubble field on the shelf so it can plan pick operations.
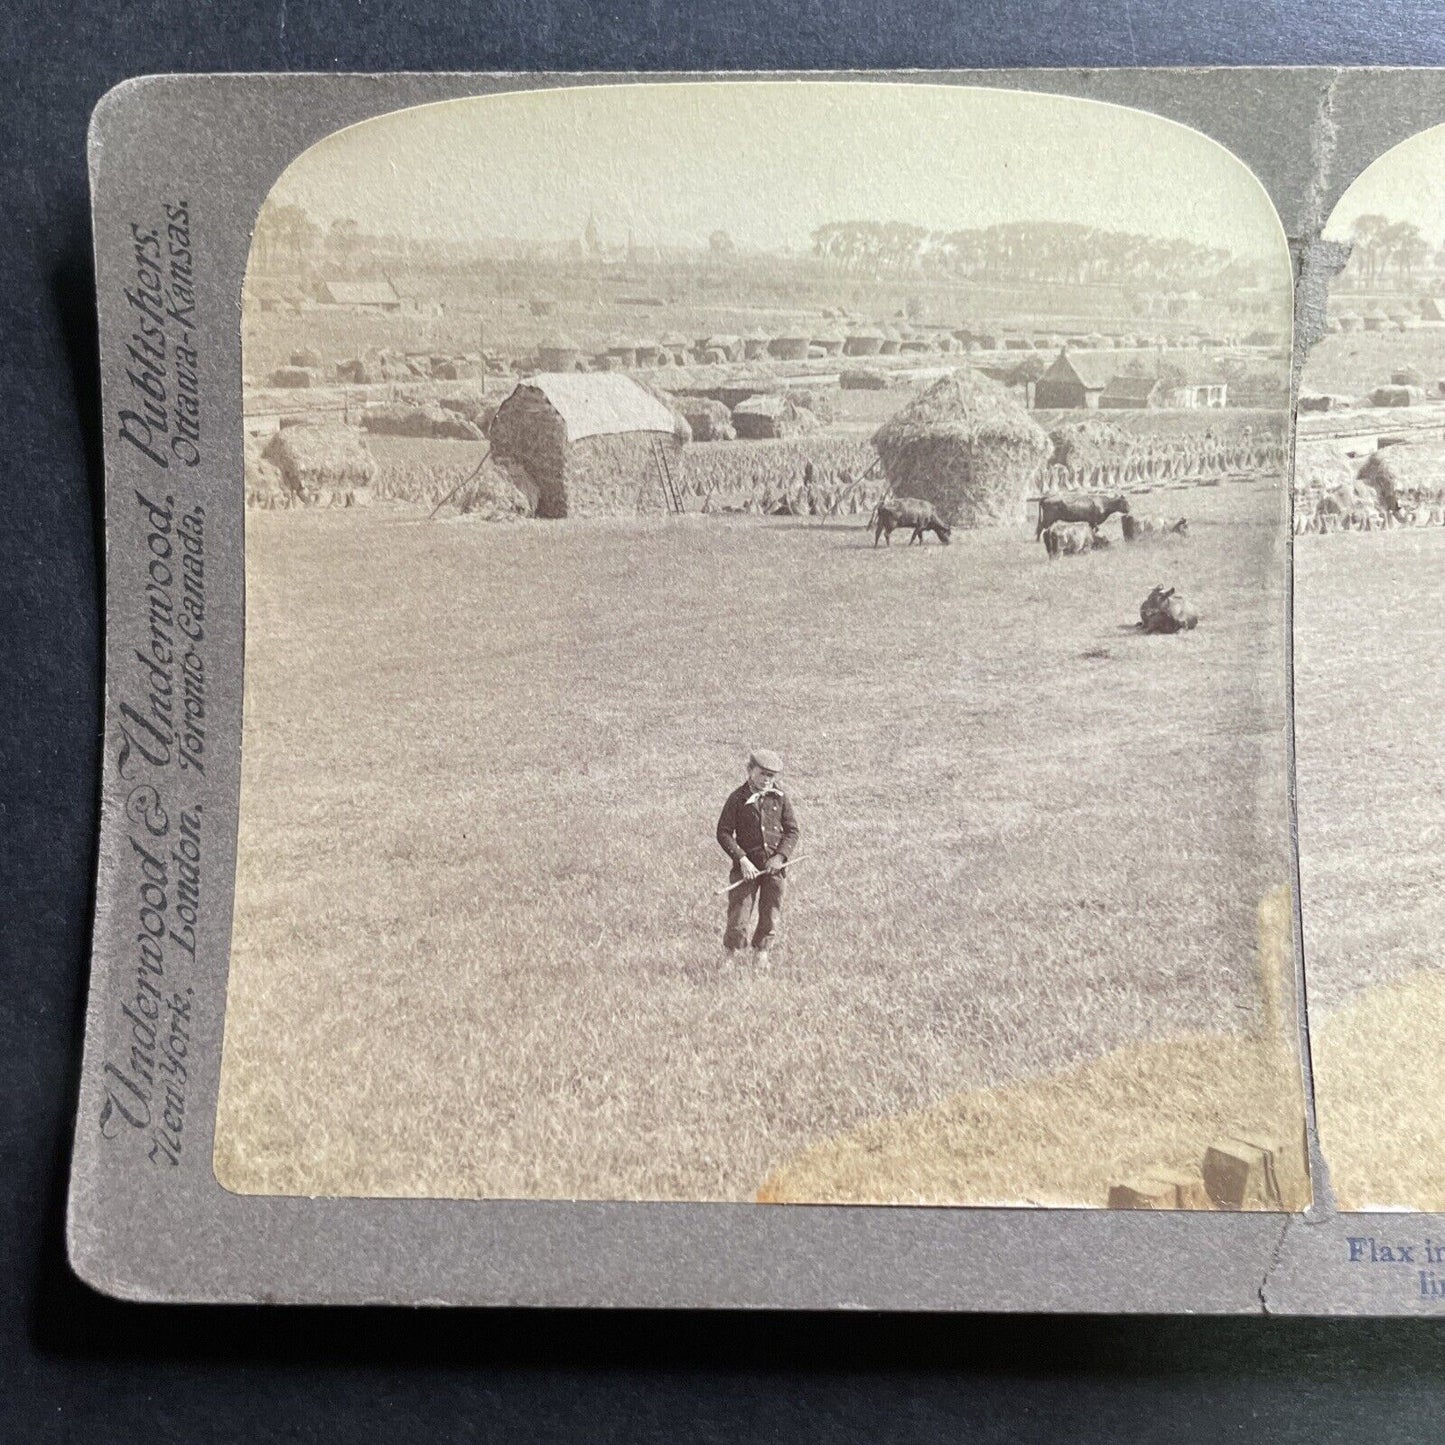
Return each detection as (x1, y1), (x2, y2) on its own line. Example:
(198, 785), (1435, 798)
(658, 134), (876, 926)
(215, 479), (1300, 1203)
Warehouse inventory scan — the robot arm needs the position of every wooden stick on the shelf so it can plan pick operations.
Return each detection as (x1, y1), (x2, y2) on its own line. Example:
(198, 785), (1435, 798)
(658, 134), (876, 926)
(714, 856), (809, 894)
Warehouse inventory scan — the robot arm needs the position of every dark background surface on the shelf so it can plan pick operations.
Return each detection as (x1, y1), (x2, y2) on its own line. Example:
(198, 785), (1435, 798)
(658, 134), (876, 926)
(5, 2), (1445, 1438)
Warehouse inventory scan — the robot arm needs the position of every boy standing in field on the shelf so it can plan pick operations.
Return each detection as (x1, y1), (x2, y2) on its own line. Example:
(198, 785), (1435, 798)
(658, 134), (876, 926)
(716, 749), (801, 961)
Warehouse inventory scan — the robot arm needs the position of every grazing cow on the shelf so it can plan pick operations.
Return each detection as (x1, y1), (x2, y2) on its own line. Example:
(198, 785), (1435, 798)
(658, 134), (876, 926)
(1139, 585), (1199, 634)
(1043, 520), (1109, 559)
(1034, 490), (1131, 541)
(874, 497), (953, 546)
(1122, 515), (1189, 542)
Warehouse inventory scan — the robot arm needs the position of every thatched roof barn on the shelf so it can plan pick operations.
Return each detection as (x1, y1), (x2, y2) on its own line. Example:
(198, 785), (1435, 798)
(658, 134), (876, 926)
(871, 369), (1050, 528)
(488, 373), (687, 519)
(1035, 350), (1111, 409)
(731, 394), (821, 440)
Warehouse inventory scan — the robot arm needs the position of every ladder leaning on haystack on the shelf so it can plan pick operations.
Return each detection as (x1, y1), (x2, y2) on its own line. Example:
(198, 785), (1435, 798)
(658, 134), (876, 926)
(649, 434), (684, 514)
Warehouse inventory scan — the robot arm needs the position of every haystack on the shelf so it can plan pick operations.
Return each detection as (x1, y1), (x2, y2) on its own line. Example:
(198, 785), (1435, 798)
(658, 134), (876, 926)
(270, 366), (316, 388)
(289, 347), (323, 369)
(1047, 418), (1135, 471)
(455, 456), (535, 521)
(487, 373), (686, 518)
(769, 334), (810, 361)
(1391, 365), (1426, 387)
(679, 397), (735, 442)
(731, 394), (820, 440)
(871, 368), (1049, 528)
(840, 369), (889, 390)
(1358, 441), (1445, 508)
(843, 327), (884, 357)
(1371, 384), (1424, 408)
(537, 333), (582, 371)
(262, 425), (376, 500)
(1335, 312), (1362, 332)
(786, 387), (836, 425)
(743, 330), (770, 361)
(361, 404), (484, 441)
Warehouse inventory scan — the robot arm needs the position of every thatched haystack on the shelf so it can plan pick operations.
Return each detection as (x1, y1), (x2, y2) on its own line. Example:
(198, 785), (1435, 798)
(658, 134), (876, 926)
(787, 387), (836, 425)
(1335, 312), (1362, 332)
(840, 369), (889, 390)
(1391, 365), (1426, 387)
(361, 404), (484, 441)
(1371, 384), (1424, 408)
(1047, 418), (1135, 471)
(742, 330), (770, 361)
(538, 333), (583, 371)
(769, 334), (810, 361)
(262, 425), (376, 502)
(843, 327), (883, 356)
(731, 394), (821, 440)
(455, 456), (534, 521)
(877, 325), (902, 356)
(1363, 308), (1389, 332)
(245, 435), (289, 507)
(871, 368), (1049, 528)
(487, 373), (686, 518)
(1358, 441), (1445, 509)
(437, 393), (500, 433)
(679, 397), (735, 442)
(270, 366), (317, 388)
(289, 347), (323, 369)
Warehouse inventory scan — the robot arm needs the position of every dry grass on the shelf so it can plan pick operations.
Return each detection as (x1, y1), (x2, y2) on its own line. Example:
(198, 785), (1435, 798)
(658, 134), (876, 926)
(1312, 970), (1445, 1211)
(758, 1033), (1304, 1207)
(366, 434), (489, 505)
(683, 436), (874, 498)
(215, 477), (1298, 1203)
(1294, 524), (1445, 1208)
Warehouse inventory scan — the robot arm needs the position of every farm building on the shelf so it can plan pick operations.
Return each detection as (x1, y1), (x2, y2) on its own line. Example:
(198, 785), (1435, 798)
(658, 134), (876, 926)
(487, 373), (688, 519)
(731, 394), (820, 440)
(1099, 374), (1164, 408)
(245, 275), (308, 314)
(871, 368), (1050, 528)
(1034, 350), (1112, 409)
(313, 279), (402, 312)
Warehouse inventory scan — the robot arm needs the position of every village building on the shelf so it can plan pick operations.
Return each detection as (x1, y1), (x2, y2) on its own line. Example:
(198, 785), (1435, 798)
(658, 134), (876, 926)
(487, 373), (688, 518)
(1034, 350), (1111, 409)
(313, 278), (403, 312)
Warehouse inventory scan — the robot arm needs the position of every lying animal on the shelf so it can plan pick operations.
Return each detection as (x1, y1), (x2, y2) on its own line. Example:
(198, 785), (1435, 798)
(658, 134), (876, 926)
(1122, 515), (1189, 542)
(1043, 520), (1110, 559)
(873, 497), (953, 546)
(1034, 490), (1131, 541)
(1139, 584), (1199, 634)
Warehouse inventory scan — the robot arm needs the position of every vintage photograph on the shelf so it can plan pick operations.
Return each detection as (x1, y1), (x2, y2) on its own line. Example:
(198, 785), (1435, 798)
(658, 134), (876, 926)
(215, 80), (1306, 1207)
(1295, 124), (1445, 1212)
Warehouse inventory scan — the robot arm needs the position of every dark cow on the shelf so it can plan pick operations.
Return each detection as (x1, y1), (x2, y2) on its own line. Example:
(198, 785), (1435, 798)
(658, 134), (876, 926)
(1034, 490), (1131, 541)
(1138, 584), (1199, 634)
(1122, 514), (1189, 542)
(873, 497), (953, 546)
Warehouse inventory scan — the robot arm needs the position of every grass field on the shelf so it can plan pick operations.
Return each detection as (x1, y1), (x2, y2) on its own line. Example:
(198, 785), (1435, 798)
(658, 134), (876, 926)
(215, 477), (1300, 1203)
(1294, 526), (1445, 1209)
(1303, 327), (1445, 399)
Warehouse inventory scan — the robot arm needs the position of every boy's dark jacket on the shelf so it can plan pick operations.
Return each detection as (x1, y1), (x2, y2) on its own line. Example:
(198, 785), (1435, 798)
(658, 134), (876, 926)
(716, 785), (801, 869)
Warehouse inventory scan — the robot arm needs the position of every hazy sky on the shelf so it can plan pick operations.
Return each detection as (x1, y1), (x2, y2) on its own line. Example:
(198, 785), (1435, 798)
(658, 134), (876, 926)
(1326, 122), (1445, 244)
(268, 81), (1286, 264)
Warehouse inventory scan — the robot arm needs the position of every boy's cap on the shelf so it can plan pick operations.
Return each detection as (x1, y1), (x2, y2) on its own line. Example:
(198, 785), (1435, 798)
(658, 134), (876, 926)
(748, 748), (784, 773)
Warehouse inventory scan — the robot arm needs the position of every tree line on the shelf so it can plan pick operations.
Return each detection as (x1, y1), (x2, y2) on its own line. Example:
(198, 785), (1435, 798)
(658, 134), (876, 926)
(1343, 215), (1433, 288)
(808, 219), (1270, 294)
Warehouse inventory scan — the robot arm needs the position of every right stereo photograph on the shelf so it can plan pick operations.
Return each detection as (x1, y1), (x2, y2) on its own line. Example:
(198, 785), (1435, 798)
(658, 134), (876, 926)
(1295, 123), (1445, 1212)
